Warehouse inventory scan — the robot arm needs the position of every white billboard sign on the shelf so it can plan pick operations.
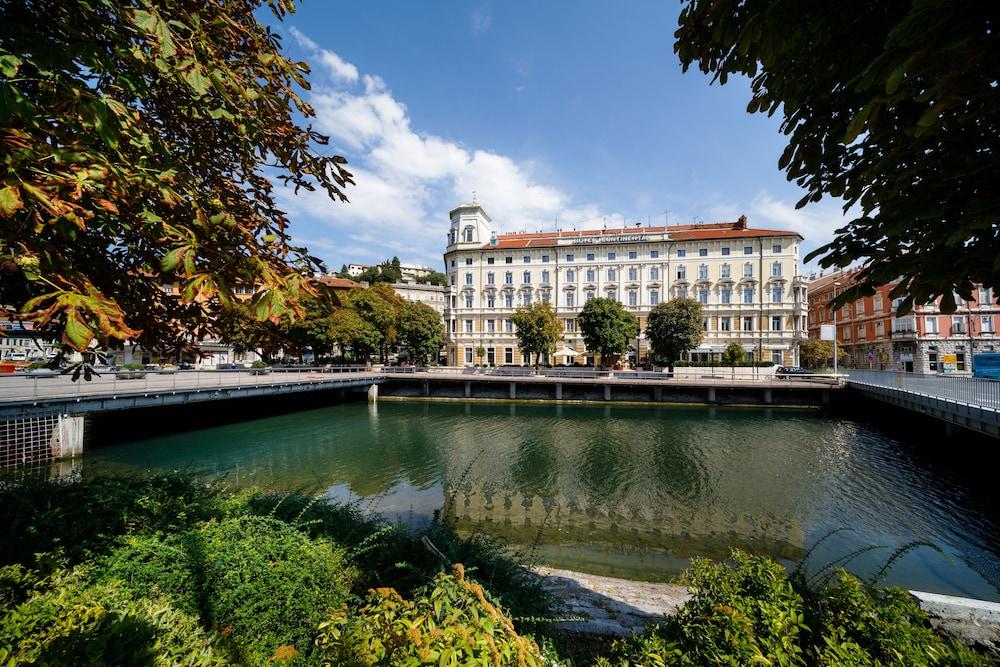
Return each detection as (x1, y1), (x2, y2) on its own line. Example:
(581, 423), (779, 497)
(820, 324), (836, 341)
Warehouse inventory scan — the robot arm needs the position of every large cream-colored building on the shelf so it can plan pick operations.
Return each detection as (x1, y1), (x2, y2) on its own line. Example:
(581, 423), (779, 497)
(442, 202), (808, 367)
(391, 282), (448, 317)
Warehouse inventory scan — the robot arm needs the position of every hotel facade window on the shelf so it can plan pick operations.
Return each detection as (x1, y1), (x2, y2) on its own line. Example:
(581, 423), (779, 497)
(743, 287), (754, 304)
(566, 292), (575, 307)
(650, 289), (659, 305)
(698, 289), (709, 304)
(650, 267), (659, 280)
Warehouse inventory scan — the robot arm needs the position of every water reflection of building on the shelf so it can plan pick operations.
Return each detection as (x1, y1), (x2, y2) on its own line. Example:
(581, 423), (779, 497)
(443, 481), (805, 562)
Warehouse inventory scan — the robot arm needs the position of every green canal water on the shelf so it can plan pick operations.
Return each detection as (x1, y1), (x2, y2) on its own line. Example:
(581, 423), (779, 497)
(85, 400), (1000, 601)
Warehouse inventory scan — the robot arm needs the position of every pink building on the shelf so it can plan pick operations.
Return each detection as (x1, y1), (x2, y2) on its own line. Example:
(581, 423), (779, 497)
(807, 269), (998, 374)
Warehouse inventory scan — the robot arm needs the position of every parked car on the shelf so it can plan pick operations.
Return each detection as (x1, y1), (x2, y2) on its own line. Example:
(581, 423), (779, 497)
(775, 366), (811, 379)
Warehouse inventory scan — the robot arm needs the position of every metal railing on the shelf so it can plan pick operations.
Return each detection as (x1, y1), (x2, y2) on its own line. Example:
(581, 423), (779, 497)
(0, 366), (376, 403)
(846, 370), (1000, 411)
(381, 365), (842, 385)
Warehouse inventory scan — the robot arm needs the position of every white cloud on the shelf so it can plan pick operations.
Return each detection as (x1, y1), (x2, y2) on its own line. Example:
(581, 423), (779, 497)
(281, 28), (620, 268)
(283, 29), (844, 272)
(288, 26), (358, 82)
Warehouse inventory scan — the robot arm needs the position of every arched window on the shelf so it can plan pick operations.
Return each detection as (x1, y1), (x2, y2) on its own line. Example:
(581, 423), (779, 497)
(463, 226), (475, 242)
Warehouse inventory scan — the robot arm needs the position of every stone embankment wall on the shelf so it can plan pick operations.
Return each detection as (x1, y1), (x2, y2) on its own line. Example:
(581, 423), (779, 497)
(381, 376), (834, 407)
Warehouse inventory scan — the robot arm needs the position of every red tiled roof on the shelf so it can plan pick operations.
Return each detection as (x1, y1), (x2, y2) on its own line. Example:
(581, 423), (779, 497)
(314, 276), (362, 289)
(481, 219), (801, 250)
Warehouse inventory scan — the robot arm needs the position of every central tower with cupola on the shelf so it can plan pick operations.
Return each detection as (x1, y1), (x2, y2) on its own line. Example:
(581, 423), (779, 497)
(446, 201), (493, 250)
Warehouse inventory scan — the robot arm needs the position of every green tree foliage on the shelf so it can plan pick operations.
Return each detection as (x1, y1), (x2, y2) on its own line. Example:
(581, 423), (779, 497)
(327, 304), (377, 362)
(645, 298), (703, 370)
(721, 341), (746, 366)
(398, 301), (444, 365)
(675, 2), (998, 315)
(351, 283), (404, 363)
(415, 270), (447, 287)
(355, 256), (404, 285)
(576, 297), (640, 367)
(510, 302), (561, 369)
(0, 0), (353, 353)
(316, 565), (545, 666)
(799, 339), (847, 370)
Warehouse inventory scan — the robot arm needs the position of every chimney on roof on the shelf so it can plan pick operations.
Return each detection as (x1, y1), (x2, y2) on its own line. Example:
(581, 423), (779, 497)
(737, 215), (748, 229)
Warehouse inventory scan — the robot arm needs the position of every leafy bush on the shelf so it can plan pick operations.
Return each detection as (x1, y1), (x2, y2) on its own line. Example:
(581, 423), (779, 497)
(599, 550), (806, 666)
(0, 474), (222, 572)
(100, 515), (354, 666)
(243, 491), (554, 620)
(250, 360), (268, 368)
(316, 564), (545, 666)
(599, 550), (991, 667)
(0, 565), (227, 666)
(809, 570), (987, 666)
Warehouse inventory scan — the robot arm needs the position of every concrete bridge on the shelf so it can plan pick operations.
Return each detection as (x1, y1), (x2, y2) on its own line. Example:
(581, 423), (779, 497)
(0, 368), (384, 468)
(846, 370), (1000, 438)
(0, 365), (842, 470)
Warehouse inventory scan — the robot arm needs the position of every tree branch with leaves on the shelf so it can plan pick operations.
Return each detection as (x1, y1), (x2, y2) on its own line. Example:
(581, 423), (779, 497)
(0, 0), (353, 356)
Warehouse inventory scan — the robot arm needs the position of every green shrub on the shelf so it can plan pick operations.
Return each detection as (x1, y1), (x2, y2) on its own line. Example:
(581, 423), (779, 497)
(0, 565), (227, 666)
(809, 570), (987, 666)
(243, 491), (554, 620)
(600, 550), (807, 666)
(100, 515), (354, 666)
(599, 551), (992, 667)
(250, 360), (268, 368)
(316, 563), (545, 666)
(0, 474), (222, 572)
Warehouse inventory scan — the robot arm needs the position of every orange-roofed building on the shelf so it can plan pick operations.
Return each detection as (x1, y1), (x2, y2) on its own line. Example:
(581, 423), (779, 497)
(442, 202), (809, 367)
(807, 270), (999, 374)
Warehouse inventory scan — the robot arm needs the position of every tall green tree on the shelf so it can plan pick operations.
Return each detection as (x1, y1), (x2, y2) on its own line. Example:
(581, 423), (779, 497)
(510, 302), (561, 370)
(675, 1), (998, 313)
(0, 0), (353, 355)
(576, 297), (639, 368)
(799, 339), (847, 370)
(398, 301), (444, 365)
(645, 298), (703, 374)
(328, 306), (376, 362)
(350, 283), (403, 363)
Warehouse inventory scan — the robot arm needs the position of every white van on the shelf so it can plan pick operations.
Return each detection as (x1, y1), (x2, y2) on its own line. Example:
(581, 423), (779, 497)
(9, 351), (27, 362)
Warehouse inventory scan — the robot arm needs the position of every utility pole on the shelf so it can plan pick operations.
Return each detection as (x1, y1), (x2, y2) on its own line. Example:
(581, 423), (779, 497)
(833, 281), (841, 377)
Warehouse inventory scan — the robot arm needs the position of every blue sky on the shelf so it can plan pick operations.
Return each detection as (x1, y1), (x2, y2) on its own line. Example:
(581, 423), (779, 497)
(268, 1), (850, 274)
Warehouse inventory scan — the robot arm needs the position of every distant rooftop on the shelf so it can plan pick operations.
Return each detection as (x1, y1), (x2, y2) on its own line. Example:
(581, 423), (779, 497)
(482, 216), (801, 250)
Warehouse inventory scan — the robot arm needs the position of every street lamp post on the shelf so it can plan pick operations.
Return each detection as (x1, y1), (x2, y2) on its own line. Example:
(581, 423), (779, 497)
(833, 281), (841, 377)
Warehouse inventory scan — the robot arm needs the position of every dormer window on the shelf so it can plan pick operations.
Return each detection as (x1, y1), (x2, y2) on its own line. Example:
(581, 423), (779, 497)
(463, 226), (475, 242)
